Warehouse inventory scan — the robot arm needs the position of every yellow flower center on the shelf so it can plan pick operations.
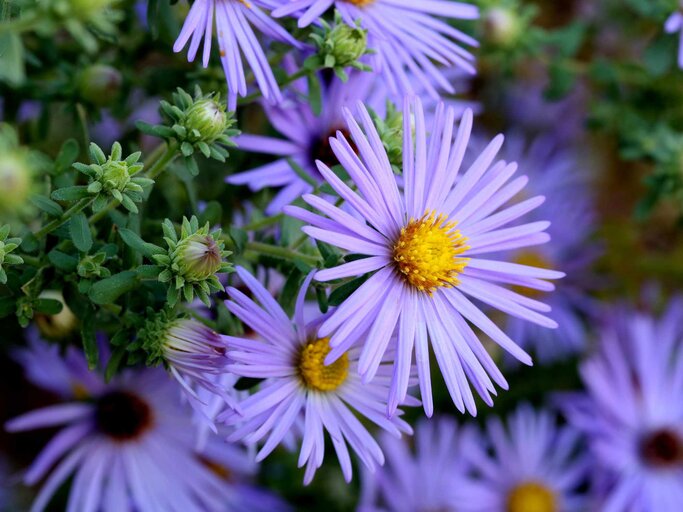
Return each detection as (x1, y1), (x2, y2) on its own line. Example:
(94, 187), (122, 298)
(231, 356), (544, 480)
(298, 337), (349, 392)
(512, 250), (552, 298)
(507, 482), (557, 512)
(393, 210), (469, 294)
(345, 0), (374, 6)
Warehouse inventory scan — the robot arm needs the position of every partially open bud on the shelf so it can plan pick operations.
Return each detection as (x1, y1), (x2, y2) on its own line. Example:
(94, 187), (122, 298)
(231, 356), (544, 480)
(176, 233), (223, 281)
(0, 154), (31, 217)
(327, 22), (368, 68)
(35, 291), (78, 339)
(483, 7), (522, 47)
(184, 99), (230, 144)
(78, 64), (122, 107)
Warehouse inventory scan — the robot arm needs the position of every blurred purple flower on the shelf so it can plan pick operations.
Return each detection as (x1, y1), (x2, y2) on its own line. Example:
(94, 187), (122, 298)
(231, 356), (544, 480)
(285, 98), (563, 417)
(499, 135), (598, 363)
(269, 0), (479, 99)
(562, 299), (683, 511)
(220, 267), (416, 484)
(460, 404), (589, 512)
(666, 3), (683, 68)
(6, 337), (286, 512)
(174, 0), (301, 109)
(358, 418), (476, 512)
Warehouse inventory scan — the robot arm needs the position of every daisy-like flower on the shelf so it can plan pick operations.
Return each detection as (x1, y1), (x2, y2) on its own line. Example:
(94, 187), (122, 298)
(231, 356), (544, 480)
(174, 0), (300, 109)
(460, 404), (588, 512)
(499, 135), (596, 363)
(562, 299), (683, 511)
(666, 2), (683, 69)
(358, 418), (476, 512)
(284, 98), (563, 416)
(220, 266), (416, 484)
(6, 337), (283, 512)
(228, 72), (377, 214)
(269, 0), (479, 99)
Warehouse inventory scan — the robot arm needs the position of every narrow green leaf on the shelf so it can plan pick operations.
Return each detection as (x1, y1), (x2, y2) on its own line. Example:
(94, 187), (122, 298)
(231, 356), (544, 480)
(88, 271), (138, 305)
(34, 298), (63, 315)
(69, 212), (93, 252)
(30, 195), (64, 217)
(48, 250), (78, 272)
(329, 275), (368, 306)
(51, 186), (90, 201)
(118, 228), (164, 258)
(55, 139), (80, 174)
(81, 308), (99, 370)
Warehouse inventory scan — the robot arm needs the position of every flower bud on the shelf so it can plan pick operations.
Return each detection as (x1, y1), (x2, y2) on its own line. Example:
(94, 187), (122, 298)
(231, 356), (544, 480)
(78, 65), (123, 107)
(34, 291), (78, 339)
(483, 7), (522, 47)
(184, 99), (230, 144)
(101, 160), (131, 192)
(176, 233), (224, 281)
(327, 23), (368, 67)
(0, 154), (31, 216)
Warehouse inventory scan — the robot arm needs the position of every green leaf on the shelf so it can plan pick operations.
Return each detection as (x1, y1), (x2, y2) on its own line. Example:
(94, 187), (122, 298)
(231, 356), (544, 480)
(48, 250), (78, 272)
(88, 271), (139, 305)
(69, 212), (93, 252)
(34, 298), (63, 315)
(30, 195), (64, 217)
(51, 186), (90, 201)
(329, 275), (368, 306)
(118, 228), (164, 258)
(281, 270), (304, 315)
(0, 32), (25, 86)
(228, 227), (248, 254)
(55, 139), (80, 175)
(307, 73), (322, 116)
(105, 346), (127, 382)
(136, 265), (164, 279)
(81, 308), (99, 370)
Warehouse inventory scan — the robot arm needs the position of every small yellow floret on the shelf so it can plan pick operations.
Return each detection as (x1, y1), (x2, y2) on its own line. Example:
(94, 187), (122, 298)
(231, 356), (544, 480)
(393, 210), (469, 294)
(298, 337), (349, 392)
(507, 482), (557, 512)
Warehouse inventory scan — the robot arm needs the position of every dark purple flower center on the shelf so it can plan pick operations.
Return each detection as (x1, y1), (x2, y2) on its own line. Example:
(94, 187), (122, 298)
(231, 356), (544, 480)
(640, 428), (683, 467)
(309, 128), (354, 173)
(95, 391), (153, 441)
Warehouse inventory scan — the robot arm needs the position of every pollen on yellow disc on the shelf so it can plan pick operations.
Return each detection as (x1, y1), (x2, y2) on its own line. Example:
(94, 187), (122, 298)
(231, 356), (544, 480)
(393, 210), (469, 294)
(298, 337), (349, 392)
(507, 482), (558, 512)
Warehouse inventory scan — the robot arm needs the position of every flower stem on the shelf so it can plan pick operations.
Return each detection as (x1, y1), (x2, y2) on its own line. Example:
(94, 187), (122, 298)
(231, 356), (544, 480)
(242, 214), (284, 231)
(245, 242), (320, 267)
(34, 197), (94, 239)
(145, 143), (179, 179)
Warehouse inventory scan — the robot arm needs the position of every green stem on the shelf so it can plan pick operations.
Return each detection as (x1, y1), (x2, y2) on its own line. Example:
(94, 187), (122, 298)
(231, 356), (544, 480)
(34, 197), (94, 239)
(245, 241), (320, 266)
(88, 200), (120, 224)
(142, 142), (167, 170)
(20, 255), (41, 266)
(0, 13), (38, 34)
(242, 214), (284, 231)
(238, 69), (309, 106)
(145, 143), (179, 179)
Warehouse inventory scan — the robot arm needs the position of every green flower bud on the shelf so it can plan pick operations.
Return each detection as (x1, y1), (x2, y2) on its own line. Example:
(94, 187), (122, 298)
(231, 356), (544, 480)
(35, 291), (78, 339)
(483, 7), (522, 47)
(184, 99), (230, 144)
(327, 23), (368, 67)
(0, 154), (31, 216)
(101, 160), (131, 192)
(176, 233), (224, 281)
(78, 64), (122, 107)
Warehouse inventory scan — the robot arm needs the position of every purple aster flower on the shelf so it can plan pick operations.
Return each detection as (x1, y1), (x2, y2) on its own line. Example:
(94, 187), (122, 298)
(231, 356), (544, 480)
(173, 0), (300, 109)
(6, 337), (283, 512)
(562, 299), (683, 511)
(666, 2), (683, 68)
(220, 266), (417, 484)
(284, 98), (563, 417)
(460, 404), (589, 512)
(358, 418), (476, 512)
(228, 72), (377, 214)
(498, 135), (597, 363)
(269, 0), (479, 99)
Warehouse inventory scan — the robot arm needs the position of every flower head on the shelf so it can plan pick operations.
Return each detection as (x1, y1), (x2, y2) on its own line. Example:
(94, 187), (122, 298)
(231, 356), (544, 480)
(173, 0), (301, 109)
(220, 267), (416, 484)
(458, 404), (588, 512)
(562, 299), (683, 510)
(72, 141), (153, 214)
(285, 98), (563, 417)
(359, 418), (476, 512)
(154, 216), (233, 306)
(6, 337), (279, 512)
(271, 0), (479, 99)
